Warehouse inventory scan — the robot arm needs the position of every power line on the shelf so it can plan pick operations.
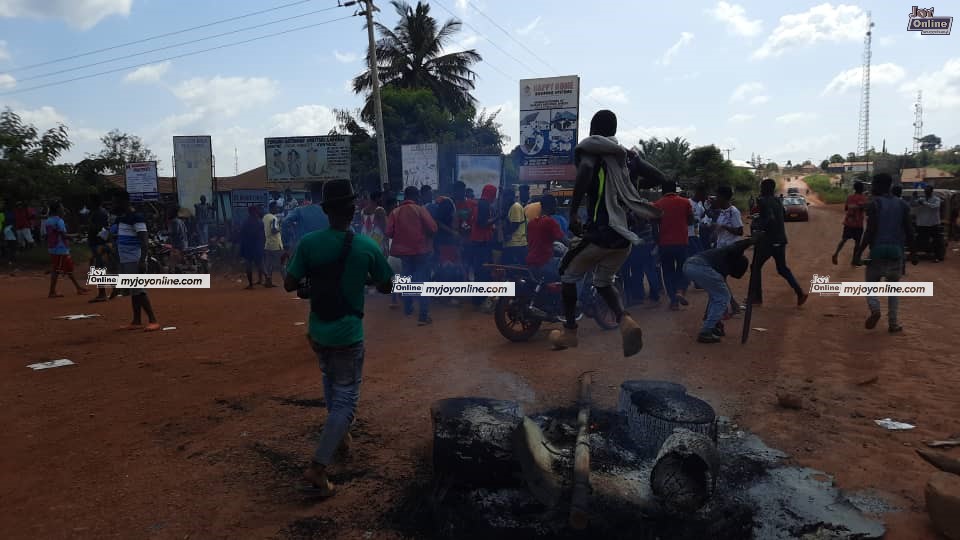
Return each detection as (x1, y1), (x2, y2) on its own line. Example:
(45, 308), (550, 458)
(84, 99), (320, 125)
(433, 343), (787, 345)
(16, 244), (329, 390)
(1, 15), (356, 96)
(431, 0), (540, 76)
(7, 0), (321, 74)
(16, 7), (342, 83)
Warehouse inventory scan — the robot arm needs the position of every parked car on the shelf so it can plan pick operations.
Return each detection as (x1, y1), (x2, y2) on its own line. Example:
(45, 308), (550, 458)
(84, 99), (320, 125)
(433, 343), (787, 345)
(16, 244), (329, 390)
(787, 187), (800, 196)
(782, 196), (809, 222)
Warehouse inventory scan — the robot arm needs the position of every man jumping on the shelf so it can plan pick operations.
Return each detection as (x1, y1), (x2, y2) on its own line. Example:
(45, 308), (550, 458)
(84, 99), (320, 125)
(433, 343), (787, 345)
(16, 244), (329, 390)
(549, 110), (664, 357)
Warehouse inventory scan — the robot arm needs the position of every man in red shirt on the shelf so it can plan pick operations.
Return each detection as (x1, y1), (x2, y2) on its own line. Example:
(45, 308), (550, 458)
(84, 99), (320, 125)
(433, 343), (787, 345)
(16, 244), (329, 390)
(832, 181), (869, 265)
(466, 184), (497, 309)
(653, 181), (693, 310)
(526, 194), (566, 279)
(14, 202), (36, 249)
(387, 186), (438, 325)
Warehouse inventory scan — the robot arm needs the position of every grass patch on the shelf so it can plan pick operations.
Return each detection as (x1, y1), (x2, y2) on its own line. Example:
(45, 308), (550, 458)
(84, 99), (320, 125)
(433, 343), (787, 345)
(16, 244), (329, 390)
(804, 174), (849, 204)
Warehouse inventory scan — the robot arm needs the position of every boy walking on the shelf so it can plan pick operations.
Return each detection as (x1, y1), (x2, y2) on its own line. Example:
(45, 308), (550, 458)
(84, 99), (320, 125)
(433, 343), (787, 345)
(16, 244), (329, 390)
(262, 202), (284, 288)
(45, 202), (88, 298)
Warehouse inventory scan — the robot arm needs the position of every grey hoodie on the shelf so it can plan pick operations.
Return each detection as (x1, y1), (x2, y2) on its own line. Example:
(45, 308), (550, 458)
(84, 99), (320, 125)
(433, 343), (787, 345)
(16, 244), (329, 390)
(575, 135), (663, 245)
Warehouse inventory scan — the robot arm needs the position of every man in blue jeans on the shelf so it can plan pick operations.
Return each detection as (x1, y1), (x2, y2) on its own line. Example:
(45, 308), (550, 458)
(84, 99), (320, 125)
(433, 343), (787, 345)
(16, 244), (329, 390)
(653, 181), (693, 310)
(386, 186), (438, 325)
(683, 236), (757, 343)
(623, 217), (662, 306)
(285, 179), (394, 497)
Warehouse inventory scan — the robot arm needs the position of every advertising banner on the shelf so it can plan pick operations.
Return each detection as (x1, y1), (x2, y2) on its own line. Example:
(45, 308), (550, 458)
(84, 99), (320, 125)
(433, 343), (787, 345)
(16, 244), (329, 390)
(455, 154), (503, 196)
(229, 189), (270, 231)
(173, 135), (213, 210)
(518, 76), (580, 182)
(264, 135), (350, 182)
(401, 143), (439, 189)
(125, 161), (159, 202)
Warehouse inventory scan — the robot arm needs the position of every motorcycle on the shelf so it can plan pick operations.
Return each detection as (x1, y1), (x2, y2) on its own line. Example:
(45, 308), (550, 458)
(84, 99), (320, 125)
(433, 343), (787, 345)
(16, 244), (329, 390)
(487, 242), (623, 342)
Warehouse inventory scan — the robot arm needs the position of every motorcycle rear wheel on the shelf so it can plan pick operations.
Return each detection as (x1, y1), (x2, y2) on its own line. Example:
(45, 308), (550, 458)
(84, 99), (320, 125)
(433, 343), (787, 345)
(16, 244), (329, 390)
(494, 297), (542, 342)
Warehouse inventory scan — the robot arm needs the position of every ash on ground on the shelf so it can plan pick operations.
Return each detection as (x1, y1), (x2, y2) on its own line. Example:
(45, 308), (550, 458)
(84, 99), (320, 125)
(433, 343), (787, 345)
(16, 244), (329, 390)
(387, 408), (887, 540)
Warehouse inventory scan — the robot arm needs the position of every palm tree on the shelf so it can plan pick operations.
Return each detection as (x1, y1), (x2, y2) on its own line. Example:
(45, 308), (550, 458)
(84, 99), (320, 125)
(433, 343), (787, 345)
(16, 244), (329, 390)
(636, 136), (691, 181)
(353, 1), (482, 122)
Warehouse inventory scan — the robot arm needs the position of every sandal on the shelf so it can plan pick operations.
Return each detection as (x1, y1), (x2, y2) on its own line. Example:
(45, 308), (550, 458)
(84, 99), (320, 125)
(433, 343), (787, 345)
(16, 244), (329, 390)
(144, 323), (162, 332)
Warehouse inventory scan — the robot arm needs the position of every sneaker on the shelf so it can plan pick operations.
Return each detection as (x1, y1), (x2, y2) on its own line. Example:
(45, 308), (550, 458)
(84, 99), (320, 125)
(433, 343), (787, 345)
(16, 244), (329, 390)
(713, 322), (725, 337)
(549, 326), (579, 350)
(620, 314), (643, 357)
(865, 311), (881, 330)
(418, 317), (433, 326)
(677, 296), (689, 306)
(797, 293), (809, 307)
(888, 324), (903, 334)
(697, 332), (721, 344)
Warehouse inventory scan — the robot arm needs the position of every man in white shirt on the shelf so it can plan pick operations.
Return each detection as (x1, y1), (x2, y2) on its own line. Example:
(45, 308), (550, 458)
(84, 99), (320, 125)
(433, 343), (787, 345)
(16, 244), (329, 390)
(913, 186), (945, 262)
(710, 185), (745, 313)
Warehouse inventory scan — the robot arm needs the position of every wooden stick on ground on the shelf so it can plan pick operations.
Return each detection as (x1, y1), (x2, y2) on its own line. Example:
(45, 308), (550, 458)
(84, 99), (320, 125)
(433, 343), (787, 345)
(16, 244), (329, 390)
(570, 371), (594, 530)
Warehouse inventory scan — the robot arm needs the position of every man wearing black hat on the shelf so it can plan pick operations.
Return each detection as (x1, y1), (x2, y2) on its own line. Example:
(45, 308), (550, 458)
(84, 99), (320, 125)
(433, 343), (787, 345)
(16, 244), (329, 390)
(284, 179), (394, 497)
(551, 110), (665, 357)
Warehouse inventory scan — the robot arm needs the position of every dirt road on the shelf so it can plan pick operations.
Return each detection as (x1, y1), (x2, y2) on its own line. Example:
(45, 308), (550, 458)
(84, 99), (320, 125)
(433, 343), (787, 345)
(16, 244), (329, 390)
(1, 203), (957, 539)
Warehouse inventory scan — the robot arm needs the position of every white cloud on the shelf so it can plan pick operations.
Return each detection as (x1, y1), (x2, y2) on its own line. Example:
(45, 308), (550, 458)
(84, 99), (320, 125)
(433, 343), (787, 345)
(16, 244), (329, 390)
(730, 81), (765, 102)
(899, 58), (960, 111)
(172, 76), (278, 118)
(728, 113), (754, 123)
(123, 61), (171, 84)
(484, 100), (516, 144)
(516, 16), (541, 35)
(664, 72), (701, 82)
(333, 50), (358, 63)
(0, 40), (9, 61)
(750, 95), (770, 105)
(0, 0), (132, 30)
(877, 36), (896, 47)
(0, 73), (15, 89)
(753, 3), (868, 60)
(271, 105), (337, 137)
(776, 112), (818, 124)
(455, 0), (468, 10)
(707, 1), (763, 37)
(16, 105), (66, 127)
(619, 125), (697, 145)
(657, 32), (694, 66)
(343, 79), (353, 94)
(821, 63), (906, 95)
(587, 86), (629, 105)
(768, 134), (840, 159)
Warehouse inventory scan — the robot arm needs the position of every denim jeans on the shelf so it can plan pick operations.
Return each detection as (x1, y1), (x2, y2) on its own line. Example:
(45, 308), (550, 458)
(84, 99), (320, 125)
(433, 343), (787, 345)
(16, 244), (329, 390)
(749, 243), (802, 303)
(502, 245), (528, 266)
(400, 254), (430, 320)
(464, 241), (492, 281)
(659, 244), (689, 303)
(310, 340), (364, 465)
(198, 223), (209, 245)
(684, 257), (729, 334)
(624, 242), (661, 303)
(530, 257), (560, 282)
(866, 258), (901, 325)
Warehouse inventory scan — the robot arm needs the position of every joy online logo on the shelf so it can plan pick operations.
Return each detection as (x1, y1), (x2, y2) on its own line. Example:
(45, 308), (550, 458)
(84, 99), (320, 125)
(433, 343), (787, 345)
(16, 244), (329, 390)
(809, 274), (842, 295)
(391, 274), (422, 295)
(908, 6), (953, 35)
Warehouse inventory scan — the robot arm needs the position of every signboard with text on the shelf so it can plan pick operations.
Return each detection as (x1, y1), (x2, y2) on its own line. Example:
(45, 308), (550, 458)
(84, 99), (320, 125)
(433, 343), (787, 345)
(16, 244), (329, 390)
(401, 143), (439, 189)
(173, 135), (213, 209)
(518, 75), (580, 182)
(455, 155), (503, 197)
(264, 135), (350, 182)
(125, 161), (159, 202)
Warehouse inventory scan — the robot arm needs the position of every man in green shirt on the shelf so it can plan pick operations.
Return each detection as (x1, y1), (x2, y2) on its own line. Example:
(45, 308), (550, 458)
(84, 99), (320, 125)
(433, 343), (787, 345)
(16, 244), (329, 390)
(284, 179), (394, 497)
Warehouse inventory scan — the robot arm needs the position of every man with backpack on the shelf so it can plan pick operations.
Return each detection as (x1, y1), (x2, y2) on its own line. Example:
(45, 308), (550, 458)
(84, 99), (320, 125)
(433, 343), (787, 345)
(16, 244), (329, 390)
(284, 179), (394, 498)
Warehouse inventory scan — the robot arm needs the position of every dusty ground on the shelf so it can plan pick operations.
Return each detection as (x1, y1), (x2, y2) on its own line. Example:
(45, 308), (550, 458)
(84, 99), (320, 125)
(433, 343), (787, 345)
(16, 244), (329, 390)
(1, 201), (957, 539)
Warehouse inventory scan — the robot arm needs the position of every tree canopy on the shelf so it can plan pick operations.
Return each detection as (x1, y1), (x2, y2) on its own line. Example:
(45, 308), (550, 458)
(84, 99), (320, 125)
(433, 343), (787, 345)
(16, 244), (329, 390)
(353, 0), (481, 124)
(90, 129), (157, 174)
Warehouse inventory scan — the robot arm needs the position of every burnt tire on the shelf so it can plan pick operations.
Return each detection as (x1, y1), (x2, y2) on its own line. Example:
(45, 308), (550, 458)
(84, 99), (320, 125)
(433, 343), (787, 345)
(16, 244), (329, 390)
(493, 297), (542, 342)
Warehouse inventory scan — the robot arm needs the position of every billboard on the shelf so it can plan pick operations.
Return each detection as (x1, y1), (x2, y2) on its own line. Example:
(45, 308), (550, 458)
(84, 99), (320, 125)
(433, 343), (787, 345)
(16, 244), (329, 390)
(456, 154), (503, 196)
(264, 136), (350, 182)
(173, 135), (213, 210)
(229, 189), (270, 231)
(125, 161), (159, 202)
(401, 143), (439, 189)
(518, 76), (580, 182)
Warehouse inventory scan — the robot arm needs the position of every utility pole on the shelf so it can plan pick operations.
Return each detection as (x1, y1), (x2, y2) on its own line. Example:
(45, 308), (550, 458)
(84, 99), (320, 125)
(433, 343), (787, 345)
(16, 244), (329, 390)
(722, 147), (735, 161)
(856, 12), (874, 167)
(912, 90), (923, 154)
(345, 0), (389, 190)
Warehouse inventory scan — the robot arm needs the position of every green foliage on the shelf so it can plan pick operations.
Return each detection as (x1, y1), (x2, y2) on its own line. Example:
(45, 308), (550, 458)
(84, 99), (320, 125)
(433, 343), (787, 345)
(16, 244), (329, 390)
(90, 129), (157, 173)
(353, 0), (481, 122)
(764, 162), (779, 172)
(829, 154), (844, 163)
(635, 137), (691, 181)
(0, 107), (72, 204)
(804, 173), (849, 204)
(820, 159), (830, 170)
(919, 134), (942, 153)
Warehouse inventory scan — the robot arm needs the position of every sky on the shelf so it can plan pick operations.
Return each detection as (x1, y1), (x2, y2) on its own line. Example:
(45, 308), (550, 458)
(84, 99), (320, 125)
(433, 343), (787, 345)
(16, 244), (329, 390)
(0, 0), (958, 176)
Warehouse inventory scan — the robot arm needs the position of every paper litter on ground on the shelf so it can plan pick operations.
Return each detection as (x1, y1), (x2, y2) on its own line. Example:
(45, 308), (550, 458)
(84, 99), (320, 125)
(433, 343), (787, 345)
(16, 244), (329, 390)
(753, 327), (768, 332)
(162, 326), (177, 331)
(27, 359), (75, 370)
(294, 322), (305, 326)
(55, 314), (101, 320)
(875, 418), (915, 430)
